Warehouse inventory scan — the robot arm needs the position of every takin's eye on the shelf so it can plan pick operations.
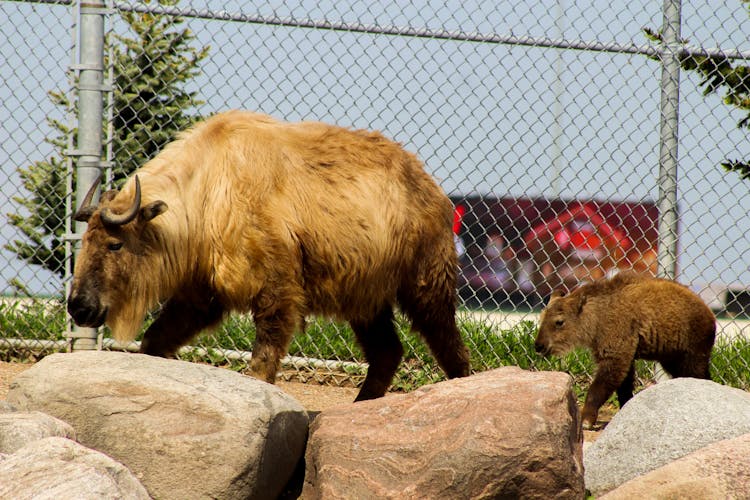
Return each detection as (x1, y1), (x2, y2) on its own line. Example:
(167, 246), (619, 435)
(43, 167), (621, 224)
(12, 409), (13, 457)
(107, 241), (124, 252)
(554, 318), (565, 328)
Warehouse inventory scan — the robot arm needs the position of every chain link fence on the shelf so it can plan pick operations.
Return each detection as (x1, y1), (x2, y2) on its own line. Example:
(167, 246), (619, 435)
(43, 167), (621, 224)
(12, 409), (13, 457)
(2, 0), (750, 392)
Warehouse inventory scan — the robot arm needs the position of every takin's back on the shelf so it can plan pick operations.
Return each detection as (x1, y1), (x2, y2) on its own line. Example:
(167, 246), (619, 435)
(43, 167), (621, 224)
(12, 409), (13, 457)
(613, 277), (716, 350)
(138, 110), (452, 239)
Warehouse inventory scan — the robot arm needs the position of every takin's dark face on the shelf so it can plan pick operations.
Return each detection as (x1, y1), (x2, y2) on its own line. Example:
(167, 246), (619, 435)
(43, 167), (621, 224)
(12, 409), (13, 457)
(534, 290), (587, 357)
(67, 176), (167, 329)
(68, 215), (132, 327)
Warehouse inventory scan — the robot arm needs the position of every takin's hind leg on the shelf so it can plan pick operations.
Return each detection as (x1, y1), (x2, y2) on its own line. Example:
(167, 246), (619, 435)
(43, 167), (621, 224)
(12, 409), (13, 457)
(350, 306), (404, 401)
(615, 362), (636, 408)
(140, 297), (225, 358)
(661, 352), (712, 380)
(398, 282), (471, 380)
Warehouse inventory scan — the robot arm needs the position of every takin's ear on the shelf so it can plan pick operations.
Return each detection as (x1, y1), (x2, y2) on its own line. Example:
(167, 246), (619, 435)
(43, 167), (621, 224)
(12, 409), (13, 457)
(140, 200), (168, 222)
(100, 190), (119, 204)
(550, 289), (566, 300)
(575, 293), (588, 314)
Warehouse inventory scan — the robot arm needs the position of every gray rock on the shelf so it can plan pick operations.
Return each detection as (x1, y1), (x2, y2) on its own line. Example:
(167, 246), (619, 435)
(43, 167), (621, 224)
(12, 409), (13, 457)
(7, 351), (309, 500)
(600, 432), (750, 499)
(303, 366), (584, 499)
(0, 436), (150, 500)
(0, 410), (75, 453)
(584, 377), (750, 496)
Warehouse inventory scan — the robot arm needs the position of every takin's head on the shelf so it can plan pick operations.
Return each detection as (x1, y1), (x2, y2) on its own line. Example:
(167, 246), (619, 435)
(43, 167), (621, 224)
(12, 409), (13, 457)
(67, 175), (169, 340)
(534, 289), (589, 357)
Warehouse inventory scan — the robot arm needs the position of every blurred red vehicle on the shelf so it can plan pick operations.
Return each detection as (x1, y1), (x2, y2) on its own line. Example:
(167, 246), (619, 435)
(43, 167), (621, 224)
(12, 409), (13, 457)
(451, 196), (659, 309)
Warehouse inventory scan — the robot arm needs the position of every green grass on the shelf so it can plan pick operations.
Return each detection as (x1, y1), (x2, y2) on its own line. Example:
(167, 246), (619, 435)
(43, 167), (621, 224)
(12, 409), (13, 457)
(2, 302), (750, 399)
(708, 336), (750, 390)
(0, 299), (68, 361)
(0, 300), (67, 340)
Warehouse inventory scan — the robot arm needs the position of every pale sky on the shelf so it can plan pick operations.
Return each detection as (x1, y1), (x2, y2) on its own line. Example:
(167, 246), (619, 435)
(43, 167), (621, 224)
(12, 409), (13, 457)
(1, 0), (749, 296)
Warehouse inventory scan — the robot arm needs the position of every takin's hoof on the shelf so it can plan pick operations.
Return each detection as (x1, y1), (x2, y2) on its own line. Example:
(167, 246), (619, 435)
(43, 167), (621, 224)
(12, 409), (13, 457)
(581, 418), (598, 431)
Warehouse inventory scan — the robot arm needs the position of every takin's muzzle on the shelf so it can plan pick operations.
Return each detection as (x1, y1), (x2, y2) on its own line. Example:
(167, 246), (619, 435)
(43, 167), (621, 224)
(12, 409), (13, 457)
(533, 337), (552, 356)
(67, 289), (108, 328)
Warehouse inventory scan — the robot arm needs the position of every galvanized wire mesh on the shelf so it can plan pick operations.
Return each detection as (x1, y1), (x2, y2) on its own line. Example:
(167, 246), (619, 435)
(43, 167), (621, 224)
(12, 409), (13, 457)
(1, 0), (750, 392)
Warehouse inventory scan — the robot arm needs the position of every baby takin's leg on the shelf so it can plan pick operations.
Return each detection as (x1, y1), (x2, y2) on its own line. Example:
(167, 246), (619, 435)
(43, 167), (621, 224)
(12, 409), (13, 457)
(583, 355), (635, 429)
(615, 363), (636, 407)
(661, 351), (712, 380)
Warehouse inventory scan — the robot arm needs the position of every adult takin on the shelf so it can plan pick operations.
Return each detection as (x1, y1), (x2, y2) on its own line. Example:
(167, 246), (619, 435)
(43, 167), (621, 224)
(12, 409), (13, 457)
(67, 110), (471, 401)
(534, 272), (715, 429)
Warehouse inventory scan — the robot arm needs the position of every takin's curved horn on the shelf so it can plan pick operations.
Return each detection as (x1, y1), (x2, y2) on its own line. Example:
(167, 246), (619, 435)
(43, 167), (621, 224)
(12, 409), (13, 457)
(101, 176), (141, 226)
(73, 174), (102, 222)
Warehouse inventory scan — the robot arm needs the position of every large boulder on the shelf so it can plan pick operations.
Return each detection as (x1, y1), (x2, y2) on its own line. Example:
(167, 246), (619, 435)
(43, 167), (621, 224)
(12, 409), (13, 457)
(0, 436), (150, 500)
(303, 366), (584, 499)
(0, 409), (76, 453)
(7, 351), (309, 500)
(600, 432), (750, 499)
(584, 377), (750, 496)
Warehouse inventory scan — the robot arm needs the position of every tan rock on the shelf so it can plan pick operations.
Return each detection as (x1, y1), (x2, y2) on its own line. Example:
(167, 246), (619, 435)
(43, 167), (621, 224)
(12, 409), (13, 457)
(303, 366), (583, 499)
(0, 437), (150, 500)
(0, 410), (75, 454)
(7, 351), (309, 500)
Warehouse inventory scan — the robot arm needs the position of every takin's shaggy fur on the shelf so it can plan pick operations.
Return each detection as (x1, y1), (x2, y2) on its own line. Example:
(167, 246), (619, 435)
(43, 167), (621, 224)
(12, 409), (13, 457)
(534, 272), (715, 429)
(68, 110), (471, 400)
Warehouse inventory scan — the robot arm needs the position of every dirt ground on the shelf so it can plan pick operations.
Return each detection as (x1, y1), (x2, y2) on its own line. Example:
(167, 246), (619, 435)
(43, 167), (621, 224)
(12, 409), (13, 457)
(0, 361), (610, 441)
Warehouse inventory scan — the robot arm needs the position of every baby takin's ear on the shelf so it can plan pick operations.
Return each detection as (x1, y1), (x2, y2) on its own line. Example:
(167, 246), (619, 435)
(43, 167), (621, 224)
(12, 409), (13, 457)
(575, 293), (588, 314)
(550, 289), (566, 300)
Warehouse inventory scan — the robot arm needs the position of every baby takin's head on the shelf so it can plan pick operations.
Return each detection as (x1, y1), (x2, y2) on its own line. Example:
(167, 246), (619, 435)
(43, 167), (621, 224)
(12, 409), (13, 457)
(534, 289), (589, 357)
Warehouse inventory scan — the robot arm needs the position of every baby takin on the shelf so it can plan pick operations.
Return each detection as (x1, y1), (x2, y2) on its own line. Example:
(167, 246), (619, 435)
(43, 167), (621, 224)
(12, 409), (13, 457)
(534, 273), (715, 429)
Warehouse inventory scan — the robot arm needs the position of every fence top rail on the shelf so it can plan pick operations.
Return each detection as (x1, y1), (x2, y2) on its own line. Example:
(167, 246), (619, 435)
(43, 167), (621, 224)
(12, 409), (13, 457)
(113, 2), (750, 60)
(10, 0), (745, 60)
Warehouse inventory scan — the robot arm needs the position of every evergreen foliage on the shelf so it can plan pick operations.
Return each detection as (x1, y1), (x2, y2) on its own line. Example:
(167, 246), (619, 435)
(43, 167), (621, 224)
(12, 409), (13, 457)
(645, 1), (750, 179)
(5, 0), (209, 285)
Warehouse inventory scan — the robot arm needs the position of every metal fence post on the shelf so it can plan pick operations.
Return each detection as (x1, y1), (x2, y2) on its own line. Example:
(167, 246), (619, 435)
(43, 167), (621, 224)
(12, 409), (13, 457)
(656, 0), (682, 280)
(653, 0), (684, 383)
(68, 0), (107, 351)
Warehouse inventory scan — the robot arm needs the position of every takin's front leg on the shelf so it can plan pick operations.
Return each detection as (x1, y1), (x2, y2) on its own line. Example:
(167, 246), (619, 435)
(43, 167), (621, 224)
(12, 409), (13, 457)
(583, 354), (635, 430)
(140, 297), (225, 358)
(248, 292), (302, 385)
